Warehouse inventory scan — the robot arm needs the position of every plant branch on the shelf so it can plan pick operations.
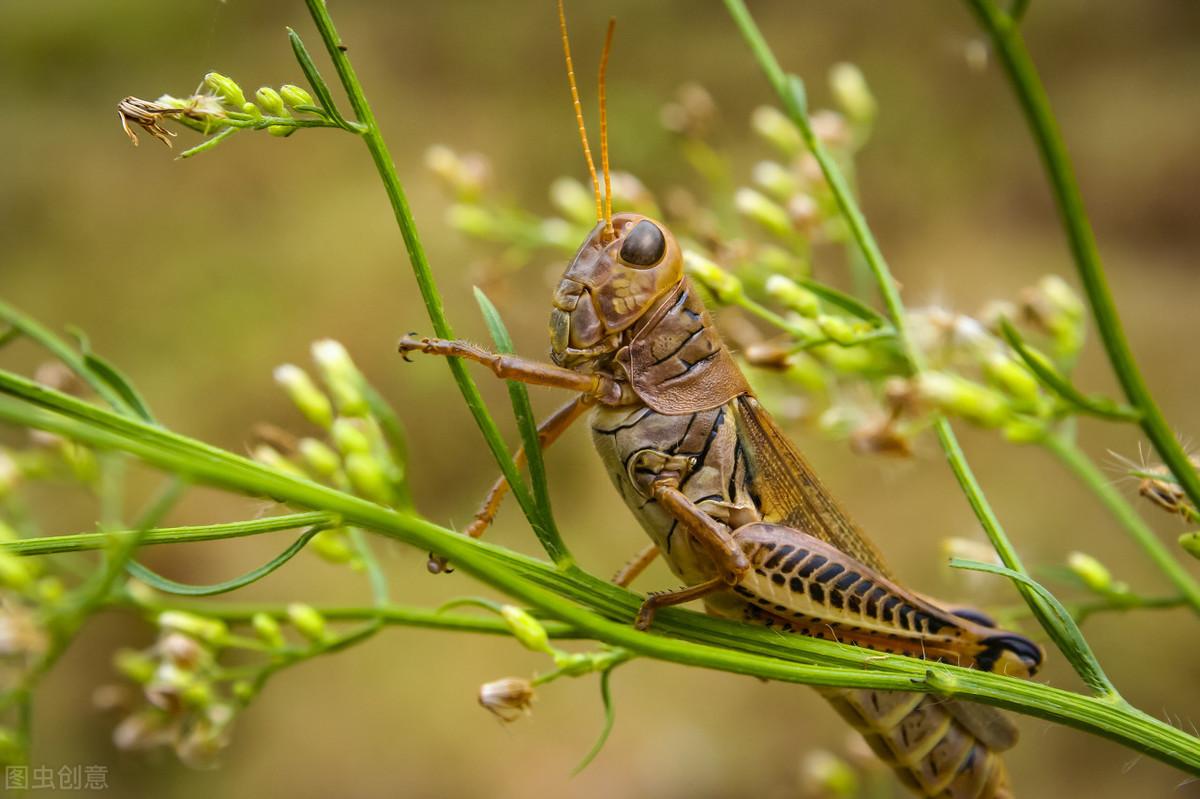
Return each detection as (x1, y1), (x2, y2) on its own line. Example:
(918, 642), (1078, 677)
(964, 0), (1200, 518)
(1041, 433), (1200, 615)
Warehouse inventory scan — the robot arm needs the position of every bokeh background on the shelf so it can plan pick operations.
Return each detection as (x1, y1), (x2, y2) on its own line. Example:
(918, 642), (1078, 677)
(3, 1), (1200, 797)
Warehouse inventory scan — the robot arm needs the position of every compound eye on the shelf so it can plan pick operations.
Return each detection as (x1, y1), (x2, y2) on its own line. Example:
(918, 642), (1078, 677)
(619, 220), (666, 267)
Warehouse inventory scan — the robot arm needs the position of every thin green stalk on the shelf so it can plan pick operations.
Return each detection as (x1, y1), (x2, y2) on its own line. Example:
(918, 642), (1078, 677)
(295, 1), (572, 567)
(721, 0), (1087, 686)
(0, 382), (1196, 773)
(1042, 433), (1200, 614)
(0, 512), (334, 556)
(964, 0), (1200, 518)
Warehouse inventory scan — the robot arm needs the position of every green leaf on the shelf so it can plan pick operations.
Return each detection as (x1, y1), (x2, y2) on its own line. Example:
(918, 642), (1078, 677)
(286, 28), (358, 132)
(799, 278), (888, 326)
(949, 557), (1117, 697)
(473, 287), (570, 566)
(572, 668), (617, 775)
(126, 526), (323, 596)
(81, 352), (155, 423)
(999, 319), (1139, 422)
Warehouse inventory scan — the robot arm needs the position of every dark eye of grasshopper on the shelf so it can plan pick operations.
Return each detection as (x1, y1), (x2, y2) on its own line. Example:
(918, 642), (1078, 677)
(619, 220), (666, 267)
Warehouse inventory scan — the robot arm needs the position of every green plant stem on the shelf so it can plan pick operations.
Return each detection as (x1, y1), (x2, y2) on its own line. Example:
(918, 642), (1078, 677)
(1, 512), (335, 556)
(963, 0), (1200, 518)
(721, 0), (1092, 687)
(296, 0), (571, 567)
(1042, 433), (1200, 614)
(128, 598), (582, 638)
(0, 380), (1196, 774)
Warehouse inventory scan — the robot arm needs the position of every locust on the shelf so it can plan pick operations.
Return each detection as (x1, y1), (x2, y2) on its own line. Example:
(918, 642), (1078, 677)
(399, 4), (1044, 797)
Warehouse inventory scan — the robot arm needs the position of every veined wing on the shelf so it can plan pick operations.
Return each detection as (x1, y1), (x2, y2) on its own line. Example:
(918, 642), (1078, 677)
(733, 395), (1023, 753)
(734, 395), (891, 576)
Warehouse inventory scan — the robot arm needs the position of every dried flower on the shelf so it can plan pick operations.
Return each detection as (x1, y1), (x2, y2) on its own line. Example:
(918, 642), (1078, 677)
(478, 677), (535, 722)
(117, 97), (184, 147)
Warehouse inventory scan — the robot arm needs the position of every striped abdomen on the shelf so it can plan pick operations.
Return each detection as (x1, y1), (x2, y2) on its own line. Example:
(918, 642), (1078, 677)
(733, 524), (1042, 678)
(822, 687), (1013, 798)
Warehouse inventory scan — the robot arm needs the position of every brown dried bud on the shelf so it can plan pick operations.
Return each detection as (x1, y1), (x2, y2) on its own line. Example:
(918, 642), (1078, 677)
(478, 677), (535, 722)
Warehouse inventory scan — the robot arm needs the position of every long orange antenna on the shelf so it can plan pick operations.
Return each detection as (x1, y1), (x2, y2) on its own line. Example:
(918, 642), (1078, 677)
(557, 0), (603, 229)
(598, 18), (616, 239)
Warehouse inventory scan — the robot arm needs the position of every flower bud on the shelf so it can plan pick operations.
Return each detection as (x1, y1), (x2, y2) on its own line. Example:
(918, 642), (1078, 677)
(280, 84), (314, 110)
(309, 528), (358, 565)
(159, 632), (208, 671)
(274, 364), (334, 428)
(915, 373), (1010, 427)
(0, 450), (19, 498)
(36, 576), (65, 605)
(267, 124), (293, 138)
(1067, 551), (1118, 594)
(829, 62), (877, 128)
(251, 444), (308, 479)
(478, 677), (534, 722)
(204, 72), (247, 108)
(751, 161), (798, 202)
(810, 110), (850, 148)
(181, 679), (215, 709)
(499, 605), (552, 654)
(445, 204), (500, 240)
(233, 680), (256, 703)
(113, 648), (156, 684)
(799, 749), (858, 798)
(157, 611), (228, 646)
(735, 188), (793, 240)
(255, 87), (286, 117)
(1180, 532), (1200, 560)
(983, 353), (1040, 405)
(1001, 417), (1045, 444)
(298, 438), (341, 478)
(331, 418), (371, 455)
(786, 194), (820, 231)
(766, 276), (820, 318)
(683, 251), (742, 304)
(0, 550), (33, 591)
(345, 452), (395, 506)
(240, 102), (263, 121)
(312, 339), (368, 417)
(251, 612), (285, 649)
(549, 177), (597, 226)
(817, 315), (870, 346)
(751, 105), (803, 156)
(286, 603), (330, 644)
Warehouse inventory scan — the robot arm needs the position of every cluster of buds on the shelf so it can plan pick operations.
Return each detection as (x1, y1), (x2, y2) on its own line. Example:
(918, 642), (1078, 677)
(103, 604), (338, 767)
(120, 71), (321, 149)
(269, 340), (410, 565)
(105, 611), (236, 768)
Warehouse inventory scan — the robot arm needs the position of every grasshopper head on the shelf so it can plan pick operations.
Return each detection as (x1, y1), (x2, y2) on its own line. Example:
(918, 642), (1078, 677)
(550, 212), (683, 369)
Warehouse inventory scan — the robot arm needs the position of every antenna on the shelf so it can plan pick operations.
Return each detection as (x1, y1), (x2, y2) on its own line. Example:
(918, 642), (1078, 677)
(598, 18), (616, 239)
(557, 0), (603, 230)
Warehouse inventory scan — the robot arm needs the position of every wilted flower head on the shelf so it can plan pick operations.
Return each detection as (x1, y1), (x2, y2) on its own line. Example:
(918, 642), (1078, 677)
(117, 97), (185, 147)
(478, 677), (534, 722)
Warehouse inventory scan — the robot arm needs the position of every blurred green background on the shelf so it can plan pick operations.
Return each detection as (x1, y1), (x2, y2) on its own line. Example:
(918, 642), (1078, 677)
(3, 1), (1200, 796)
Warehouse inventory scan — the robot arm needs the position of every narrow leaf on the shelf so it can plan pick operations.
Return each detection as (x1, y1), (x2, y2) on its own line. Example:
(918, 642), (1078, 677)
(473, 287), (570, 565)
(287, 28), (357, 131)
(573, 668), (618, 775)
(949, 557), (1117, 697)
(999, 319), (1138, 422)
(126, 526), (323, 596)
(799, 278), (887, 326)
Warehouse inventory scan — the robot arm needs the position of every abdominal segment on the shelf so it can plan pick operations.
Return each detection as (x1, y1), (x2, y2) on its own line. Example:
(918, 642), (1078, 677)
(730, 523), (1040, 677)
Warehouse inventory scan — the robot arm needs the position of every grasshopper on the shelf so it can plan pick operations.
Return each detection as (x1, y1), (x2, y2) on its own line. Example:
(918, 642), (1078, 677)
(400, 4), (1043, 796)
